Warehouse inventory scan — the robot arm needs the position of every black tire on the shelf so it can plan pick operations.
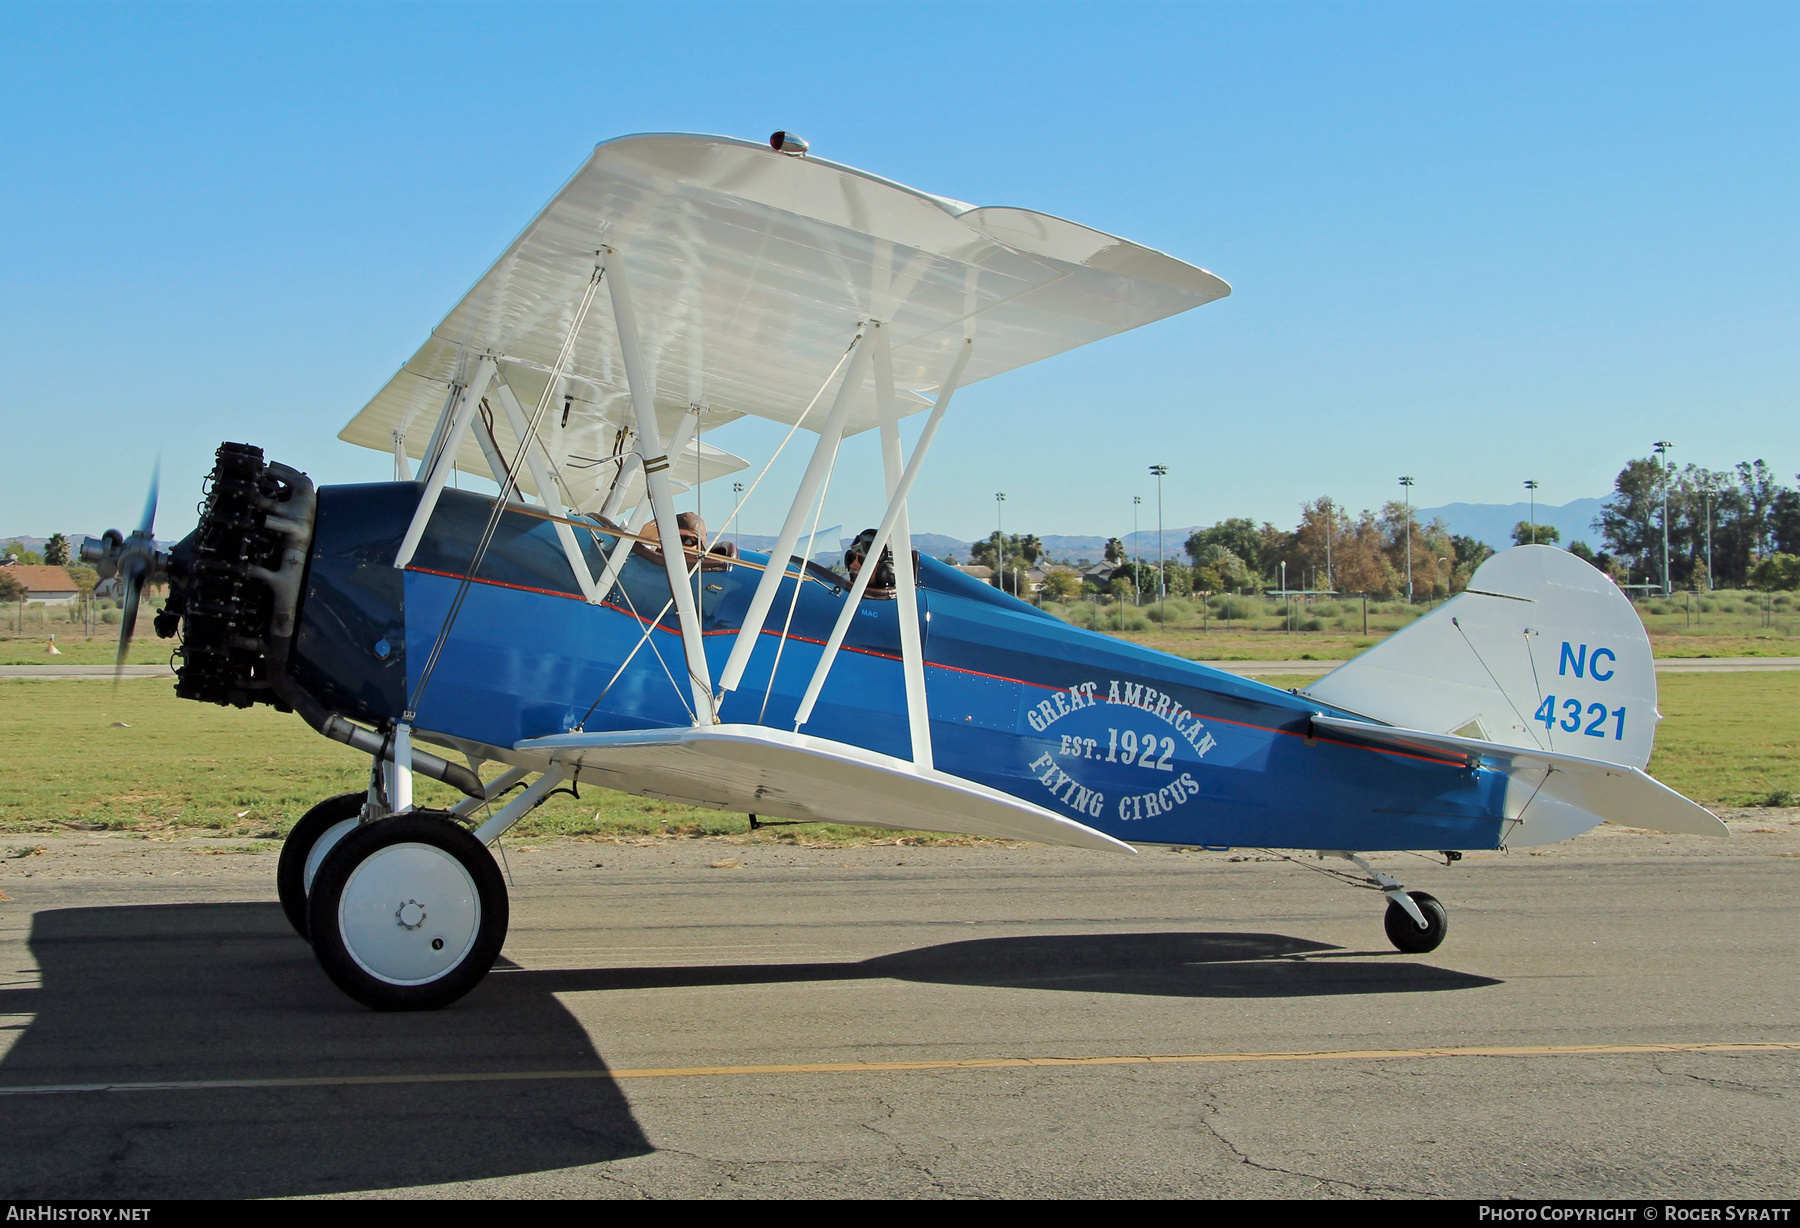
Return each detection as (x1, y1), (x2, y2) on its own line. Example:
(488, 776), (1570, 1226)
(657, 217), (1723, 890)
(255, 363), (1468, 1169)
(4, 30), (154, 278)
(275, 792), (366, 939)
(307, 812), (508, 1011)
(1383, 890), (1448, 954)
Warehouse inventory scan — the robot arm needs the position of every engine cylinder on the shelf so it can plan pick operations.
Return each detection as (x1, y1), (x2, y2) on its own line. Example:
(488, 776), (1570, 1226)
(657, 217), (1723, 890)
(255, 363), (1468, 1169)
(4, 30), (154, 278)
(167, 442), (312, 709)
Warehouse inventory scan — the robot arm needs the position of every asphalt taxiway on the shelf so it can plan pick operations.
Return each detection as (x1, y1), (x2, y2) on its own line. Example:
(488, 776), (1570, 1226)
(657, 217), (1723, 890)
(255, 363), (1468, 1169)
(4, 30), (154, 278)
(1, 817), (1795, 1199)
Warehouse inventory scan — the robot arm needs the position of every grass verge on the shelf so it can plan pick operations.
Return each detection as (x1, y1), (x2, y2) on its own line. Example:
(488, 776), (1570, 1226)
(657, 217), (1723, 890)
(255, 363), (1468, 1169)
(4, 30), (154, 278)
(0, 680), (1003, 845)
(2, 672), (1792, 840)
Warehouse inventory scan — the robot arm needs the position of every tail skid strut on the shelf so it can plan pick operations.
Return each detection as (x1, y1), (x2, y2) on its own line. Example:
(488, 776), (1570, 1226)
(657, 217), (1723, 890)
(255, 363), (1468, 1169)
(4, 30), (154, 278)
(1327, 851), (1429, 929)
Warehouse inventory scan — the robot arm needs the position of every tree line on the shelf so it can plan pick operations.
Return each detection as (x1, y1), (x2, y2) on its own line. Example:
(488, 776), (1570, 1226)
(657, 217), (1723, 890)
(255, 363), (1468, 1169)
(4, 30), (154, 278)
(2, 532), (73, 567)
(992, 454), (1800, 603)
(1594, 458), (1800, 590)
(1178, 499), (1490, 600)
(1176, 457), (1800, 599)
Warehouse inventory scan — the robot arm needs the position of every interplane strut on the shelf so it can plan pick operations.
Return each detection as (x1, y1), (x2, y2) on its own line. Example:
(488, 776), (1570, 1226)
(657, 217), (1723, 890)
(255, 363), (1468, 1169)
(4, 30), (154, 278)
(792, 333), (974, 766)
(605, 249), (715, 724)
(717, 330), (874, 697)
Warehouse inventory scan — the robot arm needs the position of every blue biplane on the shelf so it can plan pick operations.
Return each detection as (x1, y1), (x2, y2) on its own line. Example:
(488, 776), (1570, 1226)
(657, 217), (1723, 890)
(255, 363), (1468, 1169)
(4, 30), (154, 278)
(86, 132), (1724, 1010)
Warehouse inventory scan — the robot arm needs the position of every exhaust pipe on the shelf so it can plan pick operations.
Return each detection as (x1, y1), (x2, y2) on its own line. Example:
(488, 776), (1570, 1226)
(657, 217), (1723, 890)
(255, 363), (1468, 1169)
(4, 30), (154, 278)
(317, 714), (486, 801)
(267, 671), (484, 801)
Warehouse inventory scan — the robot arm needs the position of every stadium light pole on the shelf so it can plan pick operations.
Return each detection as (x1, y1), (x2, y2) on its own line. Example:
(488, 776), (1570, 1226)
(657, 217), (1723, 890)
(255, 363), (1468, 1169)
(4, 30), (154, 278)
(732, 481), (744, 553)
(1399, 476), (1416, 603)
(1524, 479), (1539, 544)
(1132, 495), (1142, 605)
(995, 491), (1006, 594)
(1323, 497), (1334, 591)
(1653, 441), (1673, 596)
(1149, 464), (1168, 609)
(1703, 478), (1715, 592)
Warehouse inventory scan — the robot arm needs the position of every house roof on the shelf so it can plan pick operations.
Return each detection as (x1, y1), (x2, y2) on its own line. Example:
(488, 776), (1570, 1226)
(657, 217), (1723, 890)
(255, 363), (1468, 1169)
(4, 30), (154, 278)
(6, 565), (78, 593)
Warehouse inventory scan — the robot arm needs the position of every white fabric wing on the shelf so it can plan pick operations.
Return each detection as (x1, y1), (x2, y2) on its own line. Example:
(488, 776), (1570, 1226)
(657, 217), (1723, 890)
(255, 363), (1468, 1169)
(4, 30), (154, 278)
(514, 723), (1136, 853)
(341, 133), (1229, 513)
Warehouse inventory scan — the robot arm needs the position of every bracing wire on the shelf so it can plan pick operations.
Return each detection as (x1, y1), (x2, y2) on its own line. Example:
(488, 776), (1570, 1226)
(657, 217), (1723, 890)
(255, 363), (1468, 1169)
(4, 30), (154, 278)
(574, 540), (715, 729)
(1254, 849), (1385, 891)
(422, 324), (861, 735)
(569, 332), (861, 732)
(1450, 615), (1544, 750)
(605, 571), (695, 720)
(405, 267), (605, 723)
(696, 337), (857, 558)
(761, 441), (842, 726)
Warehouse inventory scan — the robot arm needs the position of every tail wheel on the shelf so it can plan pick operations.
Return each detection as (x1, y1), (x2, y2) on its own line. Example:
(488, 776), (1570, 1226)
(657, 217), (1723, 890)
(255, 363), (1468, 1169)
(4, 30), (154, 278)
(274, 792), (366, 939)
(1384, 890), (1448, 954)
(306, 813), (508, 1011)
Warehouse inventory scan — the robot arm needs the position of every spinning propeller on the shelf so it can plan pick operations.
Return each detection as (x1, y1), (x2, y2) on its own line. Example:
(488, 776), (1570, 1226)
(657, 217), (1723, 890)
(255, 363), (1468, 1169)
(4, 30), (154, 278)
(81, 462), (169, 678)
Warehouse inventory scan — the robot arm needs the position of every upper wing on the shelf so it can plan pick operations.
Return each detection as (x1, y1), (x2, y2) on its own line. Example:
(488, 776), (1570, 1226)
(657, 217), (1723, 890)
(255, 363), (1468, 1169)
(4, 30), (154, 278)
(341, 133), (1230, 508)
(514, 722), (1136, 854)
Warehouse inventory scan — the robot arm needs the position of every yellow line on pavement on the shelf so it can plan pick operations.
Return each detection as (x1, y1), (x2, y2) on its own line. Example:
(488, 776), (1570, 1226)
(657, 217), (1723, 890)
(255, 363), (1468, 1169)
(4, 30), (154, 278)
(0, 1041), (1795, 1096)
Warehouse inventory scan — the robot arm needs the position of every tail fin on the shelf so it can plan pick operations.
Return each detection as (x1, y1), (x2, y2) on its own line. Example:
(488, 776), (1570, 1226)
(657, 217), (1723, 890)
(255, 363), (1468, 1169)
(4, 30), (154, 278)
(1305, 546), (1723, 844)
(1308, 546), (1657, 767)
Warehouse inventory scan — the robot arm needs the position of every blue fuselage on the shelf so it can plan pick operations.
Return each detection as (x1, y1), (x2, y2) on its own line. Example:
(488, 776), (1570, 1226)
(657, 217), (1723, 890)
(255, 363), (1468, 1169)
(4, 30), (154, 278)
(290, 483), (1507, 851)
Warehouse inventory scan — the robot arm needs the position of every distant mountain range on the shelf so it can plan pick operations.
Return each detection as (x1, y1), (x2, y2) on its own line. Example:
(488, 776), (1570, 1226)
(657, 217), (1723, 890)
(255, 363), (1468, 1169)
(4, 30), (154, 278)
(729, 530), (1201, 566)
(3, 532), (180, 559)
(4, 533), (94, 553)
(890, 506), (1613, 565)
(1416, 499), (1608, 552)
(7, 498), (1609, 570)
(788, 501), (1612, 566)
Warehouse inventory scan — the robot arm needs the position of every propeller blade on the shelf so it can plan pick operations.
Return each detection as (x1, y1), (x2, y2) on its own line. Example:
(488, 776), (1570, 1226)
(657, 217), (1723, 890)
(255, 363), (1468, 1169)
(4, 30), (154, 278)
(138, 459), (160, 537)
(115, 559), (145, 679)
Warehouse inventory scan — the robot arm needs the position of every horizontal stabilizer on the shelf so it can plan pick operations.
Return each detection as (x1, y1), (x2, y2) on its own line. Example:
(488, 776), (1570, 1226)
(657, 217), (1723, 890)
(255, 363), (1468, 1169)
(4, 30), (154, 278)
(516, 724), (1136, 854)
(1311, 714), (1727, 842)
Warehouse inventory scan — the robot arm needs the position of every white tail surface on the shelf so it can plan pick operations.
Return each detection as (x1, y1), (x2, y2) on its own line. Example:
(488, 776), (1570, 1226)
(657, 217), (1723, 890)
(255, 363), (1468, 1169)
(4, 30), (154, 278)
(513, 723), (1137, 854)
(1305, 546), (1724, 845)
(1307, 546), (1657, 767)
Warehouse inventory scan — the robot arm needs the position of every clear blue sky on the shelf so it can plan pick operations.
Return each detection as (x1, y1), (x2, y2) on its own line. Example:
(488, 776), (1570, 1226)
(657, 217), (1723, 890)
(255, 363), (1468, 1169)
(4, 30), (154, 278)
(3, 1), (1795, 546)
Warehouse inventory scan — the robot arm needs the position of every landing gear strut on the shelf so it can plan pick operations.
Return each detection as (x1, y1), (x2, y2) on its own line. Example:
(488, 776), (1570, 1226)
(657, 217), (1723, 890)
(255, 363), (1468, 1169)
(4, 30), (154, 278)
(1326, 852), (1450, 954)
(281, 743), (565, 1009)
(1383, 890), (1448, 953)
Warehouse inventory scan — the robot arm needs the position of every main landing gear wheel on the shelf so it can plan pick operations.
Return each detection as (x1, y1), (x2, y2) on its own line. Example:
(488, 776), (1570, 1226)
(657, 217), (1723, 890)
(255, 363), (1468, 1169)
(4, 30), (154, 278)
(306, 812), (508, 1011)
(1384, 890), (1448, 954)
(275, 792), (365, 939)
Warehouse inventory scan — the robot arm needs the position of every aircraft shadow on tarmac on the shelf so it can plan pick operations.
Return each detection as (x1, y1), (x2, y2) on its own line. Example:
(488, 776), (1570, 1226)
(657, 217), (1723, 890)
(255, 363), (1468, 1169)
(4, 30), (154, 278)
(0, 903), (1499, 1198)
(513, 930), (1503, 1000)
(0, 902), (652, 1199)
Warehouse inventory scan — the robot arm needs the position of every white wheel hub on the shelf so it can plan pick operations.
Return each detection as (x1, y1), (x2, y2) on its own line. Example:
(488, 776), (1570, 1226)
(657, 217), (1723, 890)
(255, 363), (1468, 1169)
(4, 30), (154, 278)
(337, 842), (480, 985)
(303, 817), (359, 896)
